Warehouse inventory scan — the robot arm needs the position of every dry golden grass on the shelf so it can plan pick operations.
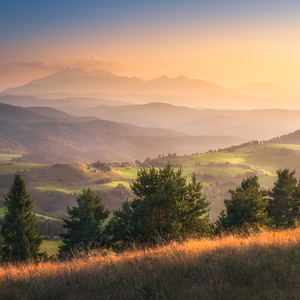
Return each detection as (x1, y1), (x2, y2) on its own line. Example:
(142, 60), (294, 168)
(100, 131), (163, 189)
(1, 228), (300, 299)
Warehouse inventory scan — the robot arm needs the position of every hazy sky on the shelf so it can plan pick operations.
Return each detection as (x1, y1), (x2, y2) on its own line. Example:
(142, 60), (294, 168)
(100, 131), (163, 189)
(1, 0), (300, 91)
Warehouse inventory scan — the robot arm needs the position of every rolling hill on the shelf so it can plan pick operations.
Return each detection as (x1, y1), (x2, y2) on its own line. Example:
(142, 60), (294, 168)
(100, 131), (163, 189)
(60, 103), (300, 140)
(0, 102), (246, 163)
(0, 94), (131, 109)
(269, 129), (300, 145)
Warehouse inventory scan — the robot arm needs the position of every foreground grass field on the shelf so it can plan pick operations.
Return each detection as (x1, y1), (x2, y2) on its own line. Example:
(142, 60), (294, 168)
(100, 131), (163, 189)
(1, 228), (300, 299)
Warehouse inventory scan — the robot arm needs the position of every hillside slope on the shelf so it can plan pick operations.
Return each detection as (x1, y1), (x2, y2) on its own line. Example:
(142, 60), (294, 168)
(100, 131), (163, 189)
(1, 228), (300, 299)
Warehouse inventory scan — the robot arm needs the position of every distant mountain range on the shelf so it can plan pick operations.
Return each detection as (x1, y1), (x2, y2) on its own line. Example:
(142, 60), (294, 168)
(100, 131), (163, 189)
(57, 102), (300, 140)
(2, 68), (299, 110)
(2, 68), (232, 96)
(0, 103), (246, 163)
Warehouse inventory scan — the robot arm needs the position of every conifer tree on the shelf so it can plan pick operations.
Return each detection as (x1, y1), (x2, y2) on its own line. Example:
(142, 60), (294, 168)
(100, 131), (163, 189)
(1, 173), (43, 262)
(0, 233), (4, 262)
(108, 163), (210, 246)
(268, 169), (298, 228)
(59, 188), (110, 255)
(216, 176), (269, 232)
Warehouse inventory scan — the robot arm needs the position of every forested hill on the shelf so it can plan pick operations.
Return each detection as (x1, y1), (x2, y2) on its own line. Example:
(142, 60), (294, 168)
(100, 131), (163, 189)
(269, 129), (300, 145)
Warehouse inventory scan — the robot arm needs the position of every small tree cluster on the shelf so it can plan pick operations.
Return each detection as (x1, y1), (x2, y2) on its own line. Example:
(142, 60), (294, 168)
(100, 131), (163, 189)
(216, 169), (300, 233)
(107, 163), (210, 246)
(216, 176), (269, 232)
(268, 169), (300, 228)
(59, 188), (110, 255)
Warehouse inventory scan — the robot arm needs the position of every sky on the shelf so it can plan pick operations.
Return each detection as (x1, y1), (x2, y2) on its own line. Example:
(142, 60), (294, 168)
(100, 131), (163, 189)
(1, 0), (300, 91)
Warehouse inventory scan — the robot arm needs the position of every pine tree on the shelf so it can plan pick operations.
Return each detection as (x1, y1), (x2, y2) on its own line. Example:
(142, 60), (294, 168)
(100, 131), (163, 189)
(216, 176), (269, 232)
(59, 188), (110, 255)
(268, 169), (298, 228)
(108, 163), (210, 246)
(0, 233), (4, 262)
(1, 173), (43, 262)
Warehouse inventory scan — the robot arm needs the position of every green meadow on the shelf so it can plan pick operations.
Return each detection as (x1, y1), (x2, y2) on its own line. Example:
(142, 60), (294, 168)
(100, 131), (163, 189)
(40, 238), (62, 256)
(0, 154), (21, 161)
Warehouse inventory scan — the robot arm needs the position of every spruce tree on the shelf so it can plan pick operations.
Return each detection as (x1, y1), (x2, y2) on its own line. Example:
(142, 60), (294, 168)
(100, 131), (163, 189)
(216, 176), (269, 232)
(59, 188), (110, 255)
(268, 169), (298, 228)
(0, 233), (4, 262)
(1, 173), (43, 262)
(108, 163), (210, 246)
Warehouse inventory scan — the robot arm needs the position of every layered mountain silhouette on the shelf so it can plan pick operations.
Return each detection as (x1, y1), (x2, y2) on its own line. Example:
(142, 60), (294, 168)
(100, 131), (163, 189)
(58, 102), (300, 140)
(0, 103), (245, 163)
(2, 68), (232, 96)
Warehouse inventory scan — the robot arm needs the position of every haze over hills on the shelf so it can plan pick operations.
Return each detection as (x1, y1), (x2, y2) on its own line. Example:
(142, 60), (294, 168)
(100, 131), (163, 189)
(2, 68), (300, 110)
(269, 129), (300, 145)
(231, 82), (287, 96)
(2, 68), (231, 96)
(1, 68), (300, 162)
(0, 94), (131, 109)
(59, 102), (300, 140)
(0, 102), (246, 163)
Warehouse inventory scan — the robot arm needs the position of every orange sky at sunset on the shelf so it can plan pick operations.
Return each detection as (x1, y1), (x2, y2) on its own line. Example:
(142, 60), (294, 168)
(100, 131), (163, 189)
(1, 1), (300, 92)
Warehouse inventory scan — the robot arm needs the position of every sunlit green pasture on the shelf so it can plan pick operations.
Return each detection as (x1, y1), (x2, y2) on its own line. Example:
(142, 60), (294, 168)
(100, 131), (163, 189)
(100, 181), (131, 190)
(40, 238), (62, 256)
(238, 144), (300, 175)
(0, 207), (6, 218)
(0, 154), (22, 161)
(165, 152), (246, 166)
(26, 181), (61, 191)
(0, 162), (47, 174)
(0, 206), (58, 220)
(114, 166), (139, 179)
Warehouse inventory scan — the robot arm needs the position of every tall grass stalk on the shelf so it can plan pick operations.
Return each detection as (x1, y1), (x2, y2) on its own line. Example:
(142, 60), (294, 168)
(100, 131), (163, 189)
(1, 228), (300, 299)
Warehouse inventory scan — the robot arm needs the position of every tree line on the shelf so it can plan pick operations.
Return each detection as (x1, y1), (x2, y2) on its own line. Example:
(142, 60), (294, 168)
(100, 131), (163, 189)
(0, 165), (299, 262)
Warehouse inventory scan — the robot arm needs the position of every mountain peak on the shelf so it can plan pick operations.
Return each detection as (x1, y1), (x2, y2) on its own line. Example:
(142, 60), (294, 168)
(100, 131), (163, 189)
(89, 69), (115, 78)
(60, 68), (88, 77)
(158, 75), (170, 80)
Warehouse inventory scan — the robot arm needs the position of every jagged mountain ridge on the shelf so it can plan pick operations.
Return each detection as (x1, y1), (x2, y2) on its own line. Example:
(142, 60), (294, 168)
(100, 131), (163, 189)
(2, 68), (232, 96)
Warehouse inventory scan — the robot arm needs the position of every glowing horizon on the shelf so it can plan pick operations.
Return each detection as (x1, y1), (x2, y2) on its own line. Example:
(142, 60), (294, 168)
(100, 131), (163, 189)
(1, 0), (300, 92)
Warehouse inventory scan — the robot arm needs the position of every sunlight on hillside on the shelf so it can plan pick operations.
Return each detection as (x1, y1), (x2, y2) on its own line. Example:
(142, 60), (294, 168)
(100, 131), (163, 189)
(2, 228), (300, 299)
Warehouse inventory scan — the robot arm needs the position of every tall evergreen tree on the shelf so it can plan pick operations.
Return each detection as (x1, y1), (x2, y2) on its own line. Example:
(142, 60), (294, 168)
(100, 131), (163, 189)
(59, 188), (110, 255)
(107, 163), (210, 246)
(291, 181), (300, 225)
(268, 169), (298, 228)
(216, 176), (269, 232)
(0, 233), (4, 262)
(1, 173), (43, 262)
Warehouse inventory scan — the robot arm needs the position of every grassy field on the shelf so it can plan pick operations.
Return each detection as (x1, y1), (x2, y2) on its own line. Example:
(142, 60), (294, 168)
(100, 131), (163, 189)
(0, 154), (21, 161)
(0, 206), (57, 220)
(0, 162), (47, 174)
(40, 238), (62, 256)
(1, 228), (300, 299)
(0, 207), (6, 218)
